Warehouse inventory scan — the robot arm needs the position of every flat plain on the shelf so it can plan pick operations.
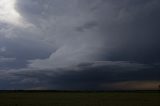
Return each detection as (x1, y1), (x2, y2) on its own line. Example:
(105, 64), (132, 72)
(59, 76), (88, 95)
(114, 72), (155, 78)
(0, 91), (159, 106)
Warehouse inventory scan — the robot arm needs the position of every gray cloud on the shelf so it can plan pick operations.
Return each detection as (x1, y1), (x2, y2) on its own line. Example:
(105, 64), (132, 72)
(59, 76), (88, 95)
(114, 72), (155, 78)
(0, 0), (160, 90)
(0, 61), (159, 90)
(0, 56), (15, 63)
(98, 0), (160, 63)
(5, 0), (158, 69)
(15, 0), (106, 69)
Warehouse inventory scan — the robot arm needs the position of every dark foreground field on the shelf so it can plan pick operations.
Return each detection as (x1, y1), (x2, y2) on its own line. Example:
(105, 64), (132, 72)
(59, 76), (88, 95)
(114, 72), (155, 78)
(0, 91), (159, 106)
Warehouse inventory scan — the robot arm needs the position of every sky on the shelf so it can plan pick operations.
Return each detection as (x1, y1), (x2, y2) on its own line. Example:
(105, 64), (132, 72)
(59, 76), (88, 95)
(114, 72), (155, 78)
(0, 0), (160, 90)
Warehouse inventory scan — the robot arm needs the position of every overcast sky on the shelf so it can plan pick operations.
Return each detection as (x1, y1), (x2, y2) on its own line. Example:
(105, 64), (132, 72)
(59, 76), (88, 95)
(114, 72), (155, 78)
(0, 0), (160, 90)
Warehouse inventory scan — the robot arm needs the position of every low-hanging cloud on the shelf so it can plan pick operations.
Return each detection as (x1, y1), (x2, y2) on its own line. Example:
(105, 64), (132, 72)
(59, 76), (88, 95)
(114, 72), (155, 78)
(0, 61), (159, 90)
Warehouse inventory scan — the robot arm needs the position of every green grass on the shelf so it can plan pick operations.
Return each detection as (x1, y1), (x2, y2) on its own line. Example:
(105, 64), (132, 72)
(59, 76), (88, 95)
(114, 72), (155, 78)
(0, 92), (159, 106)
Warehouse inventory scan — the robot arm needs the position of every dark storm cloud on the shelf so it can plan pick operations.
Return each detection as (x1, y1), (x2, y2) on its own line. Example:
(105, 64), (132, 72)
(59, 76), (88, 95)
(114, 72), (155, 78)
(0, 0), (160, 90)
(14, 0), (160, 68)
(97, 0), (160, 63)
(0, 36), (53, 69)
(1, 61), (158, 90)
(0, 0), (157, 66)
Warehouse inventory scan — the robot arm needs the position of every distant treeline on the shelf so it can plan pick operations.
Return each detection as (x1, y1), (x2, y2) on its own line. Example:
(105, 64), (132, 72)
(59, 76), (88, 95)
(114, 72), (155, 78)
(0, 90), (159, 93)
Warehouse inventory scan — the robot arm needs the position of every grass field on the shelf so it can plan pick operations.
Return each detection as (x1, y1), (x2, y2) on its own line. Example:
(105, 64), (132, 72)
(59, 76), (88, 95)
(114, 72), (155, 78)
(0, 91), (159, 106)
